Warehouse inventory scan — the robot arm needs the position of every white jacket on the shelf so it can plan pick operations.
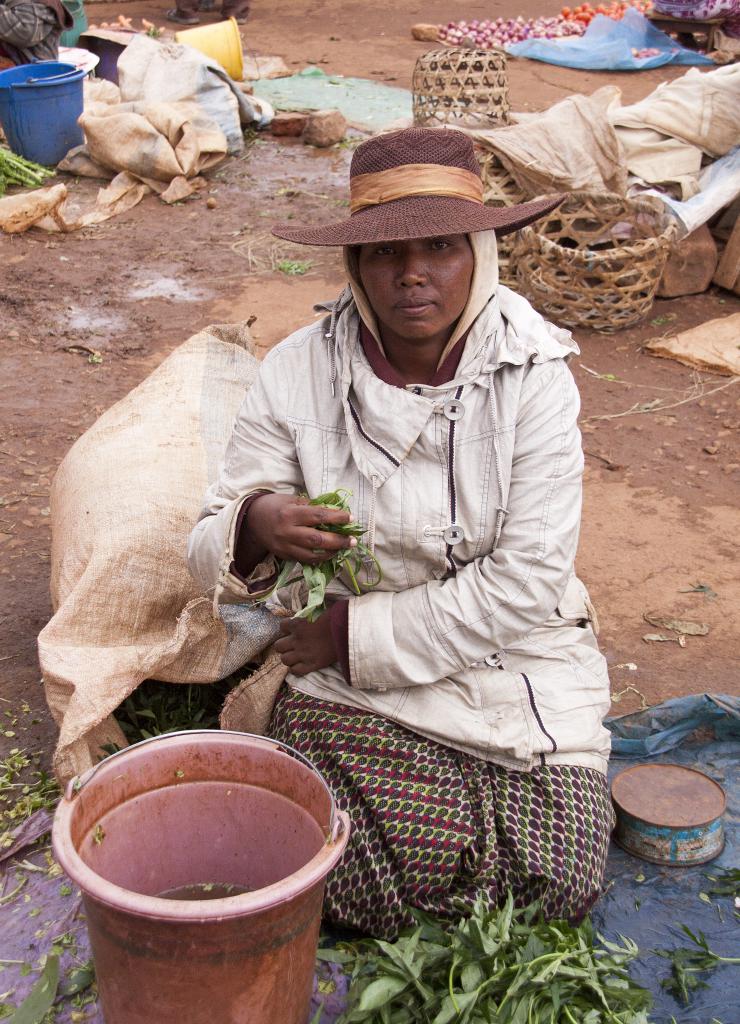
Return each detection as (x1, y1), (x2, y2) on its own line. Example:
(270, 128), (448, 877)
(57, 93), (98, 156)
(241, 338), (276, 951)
(189, 243), (611, 774)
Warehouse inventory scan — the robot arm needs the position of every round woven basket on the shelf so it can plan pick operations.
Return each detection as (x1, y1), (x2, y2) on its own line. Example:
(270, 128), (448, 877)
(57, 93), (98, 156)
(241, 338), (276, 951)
(473, 144), (527, 287)
(512, 192), (677, 332)
(412, 47), (510, 129)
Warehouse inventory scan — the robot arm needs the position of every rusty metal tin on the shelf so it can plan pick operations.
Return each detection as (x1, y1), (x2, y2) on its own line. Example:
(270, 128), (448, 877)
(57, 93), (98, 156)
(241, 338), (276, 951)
(611, 763), (726, 866)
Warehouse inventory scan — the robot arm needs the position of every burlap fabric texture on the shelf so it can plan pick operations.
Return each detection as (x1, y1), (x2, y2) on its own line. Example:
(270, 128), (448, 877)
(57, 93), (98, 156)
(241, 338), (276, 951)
(219, 650), (290, 735)
(38, 322), (281, 784)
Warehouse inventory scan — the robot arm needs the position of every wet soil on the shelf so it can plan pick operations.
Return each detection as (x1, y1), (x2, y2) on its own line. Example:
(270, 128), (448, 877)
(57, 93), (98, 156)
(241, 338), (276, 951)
(0, 1), (738, 767)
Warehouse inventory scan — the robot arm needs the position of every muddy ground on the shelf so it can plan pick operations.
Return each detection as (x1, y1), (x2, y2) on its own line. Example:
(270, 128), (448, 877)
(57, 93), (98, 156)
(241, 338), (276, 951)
(0, 0), (738, 768)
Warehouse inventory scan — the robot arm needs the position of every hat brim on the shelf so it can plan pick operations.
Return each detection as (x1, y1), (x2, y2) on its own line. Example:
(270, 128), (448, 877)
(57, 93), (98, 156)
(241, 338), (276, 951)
(272, 193), (563, 247)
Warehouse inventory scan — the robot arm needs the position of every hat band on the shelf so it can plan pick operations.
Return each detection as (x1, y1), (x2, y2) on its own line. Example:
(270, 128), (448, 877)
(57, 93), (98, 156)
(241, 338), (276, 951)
(350, 164), (484, 214)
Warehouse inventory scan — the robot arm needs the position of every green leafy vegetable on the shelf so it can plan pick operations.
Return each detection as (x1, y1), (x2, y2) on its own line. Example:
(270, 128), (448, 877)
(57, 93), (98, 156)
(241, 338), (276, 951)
(654, 925), (740, 1005)
(261, 489), (382, 622)
(0, 148), (54, 197)
(109, 677), (234, 748)
(323, 893), (652, 1023)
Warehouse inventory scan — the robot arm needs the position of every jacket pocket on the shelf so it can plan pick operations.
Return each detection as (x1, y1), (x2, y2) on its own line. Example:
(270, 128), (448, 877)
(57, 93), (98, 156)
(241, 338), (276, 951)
(502, 632), (611, 763)
(550, 574), (600, 634)
(474, 665), (535, 764)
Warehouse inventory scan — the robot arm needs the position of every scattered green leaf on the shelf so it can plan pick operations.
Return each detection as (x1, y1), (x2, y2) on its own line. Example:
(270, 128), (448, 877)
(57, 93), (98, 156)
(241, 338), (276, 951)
(0, 750), (59, 850)
(678, 582), (718, 600)
(6, 954), (59, 1024)
(276, 259), (313, 276)
(58, 962), (95, 999)
(654, 925), (740, 1005)
(703, 867), (740, 898)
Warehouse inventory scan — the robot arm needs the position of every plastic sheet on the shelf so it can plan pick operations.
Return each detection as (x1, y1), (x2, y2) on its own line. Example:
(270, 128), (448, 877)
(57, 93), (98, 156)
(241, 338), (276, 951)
(637, 145), (740, 233)
(508, 9), (715, 70)
(252, 66), (412, 131)
(596, 694), (739, 1024)
(1, 694), (736, 1021)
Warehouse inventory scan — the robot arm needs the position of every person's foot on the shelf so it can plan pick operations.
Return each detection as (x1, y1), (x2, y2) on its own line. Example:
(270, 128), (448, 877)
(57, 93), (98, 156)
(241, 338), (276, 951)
(166, 8), (200, 25)
(232, 16), (248, 23)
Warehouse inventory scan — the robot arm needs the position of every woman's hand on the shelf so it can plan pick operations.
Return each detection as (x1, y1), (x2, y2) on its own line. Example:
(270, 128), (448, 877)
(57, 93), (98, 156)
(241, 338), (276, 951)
(274, 615), (337, 676)
(248, 493), (357, 565)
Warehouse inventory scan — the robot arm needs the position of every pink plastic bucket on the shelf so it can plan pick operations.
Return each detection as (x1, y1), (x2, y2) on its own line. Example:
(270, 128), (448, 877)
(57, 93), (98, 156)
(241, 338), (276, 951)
(52, 730), (350, 1024)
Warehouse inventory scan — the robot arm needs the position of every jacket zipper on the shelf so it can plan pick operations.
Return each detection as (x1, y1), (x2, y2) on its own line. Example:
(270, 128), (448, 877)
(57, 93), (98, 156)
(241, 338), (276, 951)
(348, 399), (400, 467)
(445, 384), (464, 574)
(521, 672), (558, 753)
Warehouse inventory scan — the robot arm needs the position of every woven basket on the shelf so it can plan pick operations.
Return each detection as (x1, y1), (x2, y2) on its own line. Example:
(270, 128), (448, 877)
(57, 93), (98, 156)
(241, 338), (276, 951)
(512, 192), (677, 332)
(412, 48), (510, 129)
(472, 144), (527, 287)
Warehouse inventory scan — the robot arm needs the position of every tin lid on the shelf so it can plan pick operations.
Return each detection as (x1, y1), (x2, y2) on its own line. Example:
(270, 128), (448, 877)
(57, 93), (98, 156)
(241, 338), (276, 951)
(611, 763), (726, 828)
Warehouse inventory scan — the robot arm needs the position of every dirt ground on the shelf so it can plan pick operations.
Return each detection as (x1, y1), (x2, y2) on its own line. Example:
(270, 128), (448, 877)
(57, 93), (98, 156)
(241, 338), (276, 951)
(0, 0), (738, 769)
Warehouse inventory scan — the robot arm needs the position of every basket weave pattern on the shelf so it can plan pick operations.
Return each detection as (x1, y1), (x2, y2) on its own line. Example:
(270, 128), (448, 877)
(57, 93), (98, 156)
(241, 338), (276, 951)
(473, 145), (527, 287)
(512, 192), (677, 332)
(412, 48), (510, 129)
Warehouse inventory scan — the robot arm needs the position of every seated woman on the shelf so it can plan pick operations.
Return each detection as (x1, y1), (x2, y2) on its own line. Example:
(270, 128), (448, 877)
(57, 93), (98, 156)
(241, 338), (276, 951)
(0, 0), (71, 67)
(188, 127), (612, 940)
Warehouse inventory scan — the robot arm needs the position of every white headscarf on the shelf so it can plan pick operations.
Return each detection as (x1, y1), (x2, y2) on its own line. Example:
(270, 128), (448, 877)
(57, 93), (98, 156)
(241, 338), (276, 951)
(342, 230), (500, 370)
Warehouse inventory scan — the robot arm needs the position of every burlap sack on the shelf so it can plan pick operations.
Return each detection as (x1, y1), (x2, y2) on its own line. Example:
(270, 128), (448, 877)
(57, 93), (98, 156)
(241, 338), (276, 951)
(219, 650), (289, 735)
(38, 322), (281, 784)
(78, 101), (228, 184)
(610, 66), (740, 189)
(467, 86), (628, 198)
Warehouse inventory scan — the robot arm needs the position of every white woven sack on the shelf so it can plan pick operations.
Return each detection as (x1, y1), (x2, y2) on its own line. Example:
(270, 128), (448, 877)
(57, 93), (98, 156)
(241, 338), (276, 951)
(38, 322), (280, 783)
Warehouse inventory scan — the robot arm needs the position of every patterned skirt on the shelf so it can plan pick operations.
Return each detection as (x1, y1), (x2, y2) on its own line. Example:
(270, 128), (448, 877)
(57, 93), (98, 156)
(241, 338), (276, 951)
(269, 687), (613, 940)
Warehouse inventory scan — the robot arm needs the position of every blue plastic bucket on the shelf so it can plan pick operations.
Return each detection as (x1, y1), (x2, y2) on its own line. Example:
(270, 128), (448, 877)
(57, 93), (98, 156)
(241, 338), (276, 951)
(0, 61), (85, 166)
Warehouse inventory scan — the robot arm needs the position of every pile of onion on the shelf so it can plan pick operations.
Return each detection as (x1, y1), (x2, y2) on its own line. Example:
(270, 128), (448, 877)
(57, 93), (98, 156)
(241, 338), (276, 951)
(437, 2), (652, 48)
(438, 15), (584, 47)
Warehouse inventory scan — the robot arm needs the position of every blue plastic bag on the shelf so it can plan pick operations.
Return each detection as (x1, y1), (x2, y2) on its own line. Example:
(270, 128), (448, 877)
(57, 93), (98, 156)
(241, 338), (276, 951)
(508, 9), (715, 71)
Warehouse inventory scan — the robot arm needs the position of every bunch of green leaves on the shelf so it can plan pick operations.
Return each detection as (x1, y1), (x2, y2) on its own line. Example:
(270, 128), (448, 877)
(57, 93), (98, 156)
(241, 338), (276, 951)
(0, 749), (59, 849)
(111, 678), (234, 746)
(0, 147), (54, 196)
(262, 490), (382, 623)
(654, 925), (740, 1005)
(318, 893), (652, 1024)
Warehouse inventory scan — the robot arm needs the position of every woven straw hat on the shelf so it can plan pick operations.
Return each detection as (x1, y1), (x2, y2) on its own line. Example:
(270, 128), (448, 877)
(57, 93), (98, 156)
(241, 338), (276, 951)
(273, 127), (562, 247)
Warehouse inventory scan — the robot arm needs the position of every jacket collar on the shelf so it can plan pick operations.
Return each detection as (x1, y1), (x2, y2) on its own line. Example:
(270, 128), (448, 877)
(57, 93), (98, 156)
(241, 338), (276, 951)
(328, 289), (578, 482)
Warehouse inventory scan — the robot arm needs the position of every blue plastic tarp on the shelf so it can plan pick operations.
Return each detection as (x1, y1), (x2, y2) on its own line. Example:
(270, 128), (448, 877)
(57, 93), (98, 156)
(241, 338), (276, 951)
(1, 695), (737, 1021)
(508, 9), (715, 70)
(595, 694), (739, 1024)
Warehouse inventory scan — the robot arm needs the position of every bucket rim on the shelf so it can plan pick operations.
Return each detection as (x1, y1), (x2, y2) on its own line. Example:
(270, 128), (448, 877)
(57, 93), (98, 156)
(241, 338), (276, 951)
(0, 61), (86, 88)
(51, 730), (351, 922)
